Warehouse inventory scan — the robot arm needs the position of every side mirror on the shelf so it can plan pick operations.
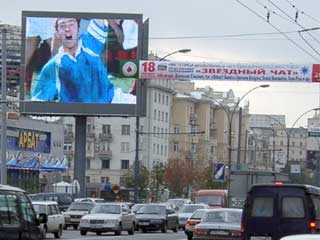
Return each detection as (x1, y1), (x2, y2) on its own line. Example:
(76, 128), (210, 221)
(38, 213), (48, 224)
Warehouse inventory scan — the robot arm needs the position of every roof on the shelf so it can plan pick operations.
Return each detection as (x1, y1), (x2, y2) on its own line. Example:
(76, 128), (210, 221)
(0, 184), (25, 193)
(250, 183), (320, 195)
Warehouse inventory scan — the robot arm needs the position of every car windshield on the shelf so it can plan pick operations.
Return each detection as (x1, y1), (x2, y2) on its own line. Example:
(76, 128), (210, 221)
(195, 195), (223, 206)
(138, 205), (166, 214)
(33, 204), (47, 214)
(190, 209), (206, 219)
(68, 202), (94, 211)
(179, 205), (204, 213)
(132, 204), (144, 212)
(203, 211), (242, 224)
(167, 199), (185, 207)
(90, 204), (120, 214)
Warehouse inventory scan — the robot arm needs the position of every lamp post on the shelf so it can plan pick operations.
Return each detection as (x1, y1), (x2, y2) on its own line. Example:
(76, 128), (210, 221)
(134, 48), (192, 203)
(1, 28), (7, 184)
(158, 49), (191, 61)
(203, 84), (269, 207)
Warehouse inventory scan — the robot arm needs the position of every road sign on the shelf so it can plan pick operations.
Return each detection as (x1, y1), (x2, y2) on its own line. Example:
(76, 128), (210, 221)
(213, 163), (225, 181)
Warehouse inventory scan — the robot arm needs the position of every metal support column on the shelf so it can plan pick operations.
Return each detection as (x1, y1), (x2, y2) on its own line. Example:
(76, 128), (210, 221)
(1, 28), (7, 184)
(74, 116), (87, 198)
(236, 107), (242, 170)
(134, 116), (140, 203)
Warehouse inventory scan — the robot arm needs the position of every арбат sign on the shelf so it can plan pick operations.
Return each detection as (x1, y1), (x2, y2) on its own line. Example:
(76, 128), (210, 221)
(120, 60), (320, 82)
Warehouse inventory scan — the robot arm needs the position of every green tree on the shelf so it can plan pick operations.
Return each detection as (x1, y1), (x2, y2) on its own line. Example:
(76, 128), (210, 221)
(122, 163), (150, 200)
(149, 163), (165, 201)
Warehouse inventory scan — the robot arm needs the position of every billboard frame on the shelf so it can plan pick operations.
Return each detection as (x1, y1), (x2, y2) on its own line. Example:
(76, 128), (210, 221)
(20, 11), (145, 117)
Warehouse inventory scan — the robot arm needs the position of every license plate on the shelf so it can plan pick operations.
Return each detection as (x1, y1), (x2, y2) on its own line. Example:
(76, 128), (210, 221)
(92, 224), (103, 228)
(210, 230), (229, 235)
(250, 237), (272, 240)
(139, 222), (149, 226)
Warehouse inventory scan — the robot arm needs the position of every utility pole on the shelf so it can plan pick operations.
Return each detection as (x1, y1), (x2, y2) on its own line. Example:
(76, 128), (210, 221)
(236, 107), (242, 170)
(134, 116), (140, 203)
(1, 28), (7, 184)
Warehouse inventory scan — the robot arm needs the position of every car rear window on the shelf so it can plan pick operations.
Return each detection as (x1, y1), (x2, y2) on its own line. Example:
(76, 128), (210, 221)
(281, 197), (305, 218)
(251, 197), (273, 217)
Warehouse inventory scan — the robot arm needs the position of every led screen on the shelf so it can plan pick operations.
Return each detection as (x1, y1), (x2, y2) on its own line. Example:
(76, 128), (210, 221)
(20, 11), (144, 116)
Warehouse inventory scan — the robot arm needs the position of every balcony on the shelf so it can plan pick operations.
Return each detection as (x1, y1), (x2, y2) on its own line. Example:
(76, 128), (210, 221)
(99, 133), (113, 141)
(97, 150), (112, 158)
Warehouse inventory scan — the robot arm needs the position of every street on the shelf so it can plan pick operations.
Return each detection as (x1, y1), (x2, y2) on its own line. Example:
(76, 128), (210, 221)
(45, 230), (187, 240)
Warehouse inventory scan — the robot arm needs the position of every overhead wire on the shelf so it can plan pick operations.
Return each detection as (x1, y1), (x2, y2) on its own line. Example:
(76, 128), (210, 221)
(284, 0), (320, 24)
(235, 0), (320, 62)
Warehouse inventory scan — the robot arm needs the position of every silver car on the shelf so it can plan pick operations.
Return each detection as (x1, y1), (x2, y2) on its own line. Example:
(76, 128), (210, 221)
(193, 208), (242, 240)
(63, 201), (95, 230)
(79, 202), (135, 236)
(178, 204), (208, 229)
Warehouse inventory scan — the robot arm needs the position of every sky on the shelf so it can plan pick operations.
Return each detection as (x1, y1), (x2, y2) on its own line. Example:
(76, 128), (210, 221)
(1, 0), (320, 127)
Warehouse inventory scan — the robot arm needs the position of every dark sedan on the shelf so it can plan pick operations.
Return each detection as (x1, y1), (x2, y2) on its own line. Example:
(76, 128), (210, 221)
(136, 204), (178, 233)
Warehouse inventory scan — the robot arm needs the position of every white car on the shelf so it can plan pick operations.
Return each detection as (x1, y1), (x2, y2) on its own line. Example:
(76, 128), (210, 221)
(74, 197), (105, 203)
(79, 202), (135, 236)
(178, 203), (208, 229)
(280, 235), (320, 240)
(32, 201), (65, 239)
(63, 201), (95, 230)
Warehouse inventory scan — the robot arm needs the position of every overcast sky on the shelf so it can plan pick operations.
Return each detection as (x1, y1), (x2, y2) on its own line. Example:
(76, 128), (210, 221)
(1, 0), (319, 127)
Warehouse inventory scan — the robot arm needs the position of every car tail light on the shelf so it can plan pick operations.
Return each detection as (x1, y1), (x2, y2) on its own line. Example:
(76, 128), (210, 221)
(194, 228), (208, 235)
(309, 221), (317, 233)
(186, 220), (197, 226)
(231, 230), (241, 237)
(240, 220), (245, 240)
(274, 181), (283, 186)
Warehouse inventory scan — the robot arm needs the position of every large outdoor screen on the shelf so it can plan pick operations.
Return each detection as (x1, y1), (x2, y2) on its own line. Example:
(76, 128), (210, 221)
(20, 11), (144, 116)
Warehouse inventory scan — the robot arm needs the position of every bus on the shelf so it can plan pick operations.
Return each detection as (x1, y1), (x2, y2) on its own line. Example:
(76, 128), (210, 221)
(193, 189), (228, 208)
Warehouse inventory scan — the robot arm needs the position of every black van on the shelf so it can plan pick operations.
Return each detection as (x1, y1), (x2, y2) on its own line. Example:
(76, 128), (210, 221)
(0, 184), (47, 240)
(241, 183), (320, 240)
(29, 192), (73, 211)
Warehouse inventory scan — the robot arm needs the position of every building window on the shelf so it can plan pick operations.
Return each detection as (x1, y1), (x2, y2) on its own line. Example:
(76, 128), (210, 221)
(161, 112), (164, 121)
(174, 127), (180, 134)
(121, 125), (130, 135)
(120, 176), (126, 186)
(292, 141), (295, 146)
(86, 176), (90, 183)
(161, 145), (163, 155)
(174, 142), (179, 152)
(158, 111), (161, 121)
(191, 143), (197, 153)
(121, 160), (129, 169)
(164, 145), (167, 156)
(86, 158), (91, 169)
(157, 144), (160, 155)
(120, 142), (130, 153)
(300, 142), (303, 147)
(101, 176), (109, 183)
(162, 95), (165, 104)
(158, 93), (161, 103)
(154, 109), (157, 120)
(280, 140), (283, 146)
(153, 143), (156, 154)
(166, 95), (169, 105)
(102, 124), (111, 134)
(153, 126), (156, 137)
(154, 92), (157, 103)
(101, 159), (110, 169)
(165, 112), (168, 122)
(211, 146), (214, 154)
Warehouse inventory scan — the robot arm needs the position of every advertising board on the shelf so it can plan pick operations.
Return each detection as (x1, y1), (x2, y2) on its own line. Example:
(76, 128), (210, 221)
(20, 11), (144, 116)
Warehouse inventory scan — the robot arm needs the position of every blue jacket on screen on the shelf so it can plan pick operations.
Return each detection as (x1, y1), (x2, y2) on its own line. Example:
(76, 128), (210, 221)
(31, 19), (114, 103)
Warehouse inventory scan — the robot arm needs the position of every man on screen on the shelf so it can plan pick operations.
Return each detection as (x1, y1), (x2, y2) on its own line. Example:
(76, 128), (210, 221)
(31, 18), (114, 103)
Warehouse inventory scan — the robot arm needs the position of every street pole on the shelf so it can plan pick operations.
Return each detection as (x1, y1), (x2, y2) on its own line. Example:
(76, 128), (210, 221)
(134, 116), (140, 203)
(236, 107), (242, 170)
(1, 28), (7, 184)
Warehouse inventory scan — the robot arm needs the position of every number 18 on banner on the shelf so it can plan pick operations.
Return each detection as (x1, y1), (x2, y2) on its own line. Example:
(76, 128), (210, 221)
(213, 163), (225, 181)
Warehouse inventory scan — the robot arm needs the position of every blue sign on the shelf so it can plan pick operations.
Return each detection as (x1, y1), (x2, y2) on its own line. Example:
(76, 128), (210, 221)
(213, 163), (225, 181)
(1, 127), (51, 153)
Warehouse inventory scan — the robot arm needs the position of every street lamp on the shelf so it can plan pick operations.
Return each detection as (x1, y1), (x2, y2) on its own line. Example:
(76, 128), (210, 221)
(134, 48), (192, 203)
(158, 49), (191, 61)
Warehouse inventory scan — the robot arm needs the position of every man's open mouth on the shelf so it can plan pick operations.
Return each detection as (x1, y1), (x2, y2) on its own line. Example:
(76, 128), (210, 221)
(66, 36), (73, 40)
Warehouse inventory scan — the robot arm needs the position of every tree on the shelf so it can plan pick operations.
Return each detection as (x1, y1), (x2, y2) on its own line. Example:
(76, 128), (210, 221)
(122, 163), (150, 200)
(164, 158), (194, 197)
(149, 163), (165, 201)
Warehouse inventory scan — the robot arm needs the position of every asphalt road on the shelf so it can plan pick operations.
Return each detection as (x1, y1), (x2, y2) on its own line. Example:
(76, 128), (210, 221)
(44, 229), (187, 240)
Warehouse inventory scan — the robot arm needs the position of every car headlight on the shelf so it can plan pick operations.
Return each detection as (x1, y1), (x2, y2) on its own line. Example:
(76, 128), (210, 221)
(104, 219), (118, 225)
(80, 218), (89, 224)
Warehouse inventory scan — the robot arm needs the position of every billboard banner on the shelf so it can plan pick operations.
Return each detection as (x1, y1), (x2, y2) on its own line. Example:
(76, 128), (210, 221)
(21, 11), (144, 116)
(120, 60), (320, 82)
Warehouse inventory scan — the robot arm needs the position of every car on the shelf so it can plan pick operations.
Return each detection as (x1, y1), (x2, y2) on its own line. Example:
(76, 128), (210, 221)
(63, 201), (95, 230)
(74, 197), (105, 203)
(32, 201), (65, 239)
(193, 208), (242, 240)
(136, 203), (179, 233)
(167, 198), (192, 211)
(29, 192), (73, 212)
(178, 203), (208, 229)
(0, 184), (47, 240)
(131, 203), (146, 214)
(184, 209), (209, 240)
(280, 235), (320, 240)
(79, 202), (135, 236)
(241, 183), (320, 240)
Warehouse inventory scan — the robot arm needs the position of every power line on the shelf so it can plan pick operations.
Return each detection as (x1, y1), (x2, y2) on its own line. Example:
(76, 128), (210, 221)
(236, 0), (320, 62)
(284, 0), (320, 24)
